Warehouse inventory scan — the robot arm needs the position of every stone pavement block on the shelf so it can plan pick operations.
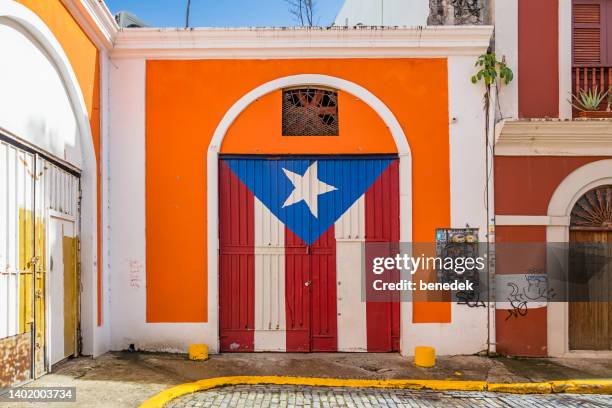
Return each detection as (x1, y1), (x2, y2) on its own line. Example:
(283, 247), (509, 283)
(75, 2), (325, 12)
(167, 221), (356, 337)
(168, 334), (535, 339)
(167, 385), (612, 408)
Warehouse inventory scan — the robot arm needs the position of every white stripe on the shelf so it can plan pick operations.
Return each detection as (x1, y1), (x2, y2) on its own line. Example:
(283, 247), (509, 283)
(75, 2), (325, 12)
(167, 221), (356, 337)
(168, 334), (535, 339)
(335, 195), (367, 351)
(253, 198), (286, 351)
(495, 215), (570, 227)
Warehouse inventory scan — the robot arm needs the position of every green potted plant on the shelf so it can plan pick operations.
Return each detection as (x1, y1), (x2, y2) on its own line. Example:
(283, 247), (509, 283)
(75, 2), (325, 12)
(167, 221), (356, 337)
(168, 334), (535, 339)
(570, 86), (612, 118)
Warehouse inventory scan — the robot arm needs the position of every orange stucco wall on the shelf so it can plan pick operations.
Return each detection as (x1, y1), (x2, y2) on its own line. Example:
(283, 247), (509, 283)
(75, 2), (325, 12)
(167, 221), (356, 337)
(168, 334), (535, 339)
(17, 0), (102, 325)
(146, 59), (452, 324)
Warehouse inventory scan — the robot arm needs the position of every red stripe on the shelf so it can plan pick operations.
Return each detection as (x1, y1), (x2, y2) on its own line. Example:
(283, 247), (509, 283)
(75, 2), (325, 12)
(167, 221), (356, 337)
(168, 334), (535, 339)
(219, 161), (255, 352)
(285, 228), (310, 351)
(284, 225), (338, 352)
(518, 0), (559, 118)
(310, 226), (337, 352)
(365, 159), (400, 352)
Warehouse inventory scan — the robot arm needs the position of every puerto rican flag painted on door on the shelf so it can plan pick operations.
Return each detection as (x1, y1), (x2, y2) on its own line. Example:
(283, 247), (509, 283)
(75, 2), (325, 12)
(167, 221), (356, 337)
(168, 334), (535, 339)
(219, 156), (400, 352)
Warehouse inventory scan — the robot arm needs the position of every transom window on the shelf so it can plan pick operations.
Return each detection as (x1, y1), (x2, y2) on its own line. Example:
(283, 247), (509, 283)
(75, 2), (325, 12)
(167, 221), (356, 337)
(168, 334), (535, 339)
(282, 87), (339, 136)
(570, 185), (612, 230)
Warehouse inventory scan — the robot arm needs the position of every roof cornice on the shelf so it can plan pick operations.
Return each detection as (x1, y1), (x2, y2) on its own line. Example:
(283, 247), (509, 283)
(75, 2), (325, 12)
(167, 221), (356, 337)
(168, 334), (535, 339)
(55, 3), (492, 60)
(111, 25), (493, 59)
(61, 0), (118, 50)
(495, 119), (612, 156)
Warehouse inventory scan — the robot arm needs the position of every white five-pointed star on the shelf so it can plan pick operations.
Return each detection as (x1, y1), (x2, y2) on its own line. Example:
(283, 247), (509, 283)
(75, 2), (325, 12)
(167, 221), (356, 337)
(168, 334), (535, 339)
(282, 161), (337, 218)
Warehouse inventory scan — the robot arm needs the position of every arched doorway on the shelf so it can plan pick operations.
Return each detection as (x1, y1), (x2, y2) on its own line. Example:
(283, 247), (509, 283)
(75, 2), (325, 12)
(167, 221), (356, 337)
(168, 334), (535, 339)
(0, 1), (98, 386)
(569, 185), (612, 350)
(207, 74), (412, 353)
(215, 82), (406, 352)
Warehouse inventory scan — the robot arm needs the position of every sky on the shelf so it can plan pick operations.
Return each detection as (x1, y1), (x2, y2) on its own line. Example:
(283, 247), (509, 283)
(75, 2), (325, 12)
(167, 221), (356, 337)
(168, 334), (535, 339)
(104, 0), (346, 28)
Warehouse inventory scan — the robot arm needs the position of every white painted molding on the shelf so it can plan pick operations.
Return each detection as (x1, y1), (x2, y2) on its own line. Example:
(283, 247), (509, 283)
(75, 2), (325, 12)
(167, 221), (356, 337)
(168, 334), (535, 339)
(494, 0), (519, 120)
(207, 74), (412, 353)
(208, 74), (410, 155)
(112, 25), (493, 59)
(20, 2), (492, 59)
(548, 160), (612, 217)
(558, 0), (572, 119)
(495, 119), (612, 156)
(495, 215), (570, 226)
(60, 0), (118, 50)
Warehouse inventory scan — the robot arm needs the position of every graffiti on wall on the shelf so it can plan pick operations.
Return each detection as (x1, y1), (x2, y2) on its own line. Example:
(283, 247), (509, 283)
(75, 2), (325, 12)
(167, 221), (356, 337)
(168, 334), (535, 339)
(497, 270), (556, 320)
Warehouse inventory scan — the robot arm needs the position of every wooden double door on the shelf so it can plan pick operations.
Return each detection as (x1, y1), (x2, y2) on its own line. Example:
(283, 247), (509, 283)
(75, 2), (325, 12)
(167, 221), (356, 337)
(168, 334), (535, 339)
(569, 230), (612, 350)
(218, 156), (400, 352)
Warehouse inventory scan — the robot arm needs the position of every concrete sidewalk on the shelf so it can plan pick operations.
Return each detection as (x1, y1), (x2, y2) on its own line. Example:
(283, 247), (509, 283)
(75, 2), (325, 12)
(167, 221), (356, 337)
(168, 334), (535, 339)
(4, 351), (612, 407)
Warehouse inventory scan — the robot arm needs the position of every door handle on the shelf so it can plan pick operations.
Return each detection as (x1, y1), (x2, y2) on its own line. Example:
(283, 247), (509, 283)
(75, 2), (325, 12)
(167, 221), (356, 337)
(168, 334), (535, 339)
(304, 280), (312, 287)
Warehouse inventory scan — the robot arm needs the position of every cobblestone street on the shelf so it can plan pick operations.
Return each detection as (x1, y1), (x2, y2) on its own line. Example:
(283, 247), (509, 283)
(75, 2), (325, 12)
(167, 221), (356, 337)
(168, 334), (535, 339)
(167, 385), (612, 408)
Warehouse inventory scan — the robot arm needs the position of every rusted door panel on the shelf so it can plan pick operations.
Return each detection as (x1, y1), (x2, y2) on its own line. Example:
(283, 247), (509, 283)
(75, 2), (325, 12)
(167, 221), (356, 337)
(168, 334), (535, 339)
(0, 142), (35, 387)
(0, 332), (31, 387)
(1, 138), (81, 387)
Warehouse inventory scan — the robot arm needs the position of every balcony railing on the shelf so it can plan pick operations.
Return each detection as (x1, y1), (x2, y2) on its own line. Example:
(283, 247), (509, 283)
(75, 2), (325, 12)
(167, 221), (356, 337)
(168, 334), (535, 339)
(572, 66), (612, 117)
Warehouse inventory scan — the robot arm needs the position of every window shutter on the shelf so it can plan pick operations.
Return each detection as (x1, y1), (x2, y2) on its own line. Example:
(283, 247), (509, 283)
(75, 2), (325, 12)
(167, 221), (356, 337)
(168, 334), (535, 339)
(572, 0), (604, 66)
(606, 0), (612, 65)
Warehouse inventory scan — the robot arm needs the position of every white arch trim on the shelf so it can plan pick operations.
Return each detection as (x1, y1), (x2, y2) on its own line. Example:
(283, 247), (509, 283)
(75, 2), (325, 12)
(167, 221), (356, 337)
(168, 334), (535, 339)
(0, 0), (100, 355)
(546, 159), (612, 357)
(548, 159), (612, 219)
(207, 74), (412, 352)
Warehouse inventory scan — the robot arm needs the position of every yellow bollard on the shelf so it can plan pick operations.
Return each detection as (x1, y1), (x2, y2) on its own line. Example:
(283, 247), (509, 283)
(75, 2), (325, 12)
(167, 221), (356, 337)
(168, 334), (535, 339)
(188, 344), (209, 361)
(414, 346), (435, 367)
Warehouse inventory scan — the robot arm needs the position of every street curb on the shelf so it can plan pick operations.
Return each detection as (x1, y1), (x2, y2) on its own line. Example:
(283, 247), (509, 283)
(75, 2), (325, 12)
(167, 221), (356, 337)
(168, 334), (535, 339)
(139, 376), (612, 407)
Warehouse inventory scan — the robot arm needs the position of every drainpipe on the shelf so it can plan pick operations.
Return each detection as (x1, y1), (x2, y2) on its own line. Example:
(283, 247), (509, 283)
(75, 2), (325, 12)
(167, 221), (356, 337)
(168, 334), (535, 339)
(486, 79), (498, 356)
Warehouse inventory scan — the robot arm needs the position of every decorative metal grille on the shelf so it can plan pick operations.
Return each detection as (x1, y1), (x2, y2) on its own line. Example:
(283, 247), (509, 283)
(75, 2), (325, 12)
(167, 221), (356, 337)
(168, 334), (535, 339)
(570, 185), (612, 229)
(282, 87), (338, 136)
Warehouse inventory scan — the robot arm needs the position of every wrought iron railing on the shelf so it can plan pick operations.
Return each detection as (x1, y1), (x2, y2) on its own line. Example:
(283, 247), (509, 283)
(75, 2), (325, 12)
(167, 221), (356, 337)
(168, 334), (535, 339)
(572, 66), (612, 116)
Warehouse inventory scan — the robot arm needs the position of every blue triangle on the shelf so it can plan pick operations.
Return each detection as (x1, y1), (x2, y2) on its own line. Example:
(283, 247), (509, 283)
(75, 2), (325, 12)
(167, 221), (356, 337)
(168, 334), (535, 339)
(223, 157), (394, 245)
